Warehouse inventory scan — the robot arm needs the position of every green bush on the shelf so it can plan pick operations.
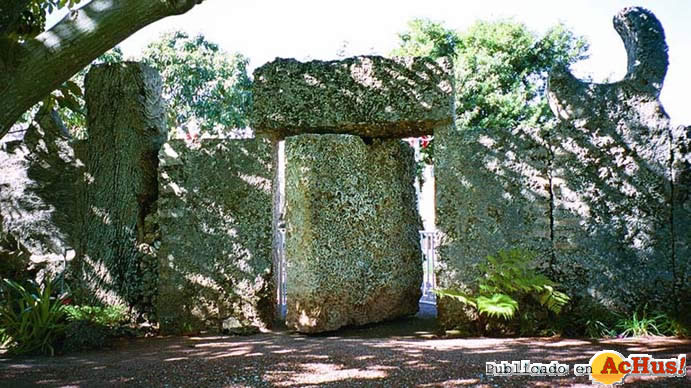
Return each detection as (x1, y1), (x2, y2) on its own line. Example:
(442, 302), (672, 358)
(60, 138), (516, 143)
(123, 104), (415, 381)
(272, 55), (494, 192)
(556, 297), (621, 339)
(60, 305), (129, 352)
(655, 312), (690, 338)
(434, 248), (570, 335)
(555, 299), (689, 339)
(60, 320), (113, 353)
(0, 278), (68, 356)
(64, 305), (127, 326)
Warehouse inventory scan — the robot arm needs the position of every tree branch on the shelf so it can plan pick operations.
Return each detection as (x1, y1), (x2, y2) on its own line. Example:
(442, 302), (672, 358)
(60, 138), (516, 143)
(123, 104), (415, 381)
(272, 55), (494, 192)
(0, 0), (205, 138)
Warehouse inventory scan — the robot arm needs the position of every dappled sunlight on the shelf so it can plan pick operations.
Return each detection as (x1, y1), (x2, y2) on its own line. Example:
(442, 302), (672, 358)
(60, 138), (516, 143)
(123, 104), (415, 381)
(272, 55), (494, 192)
(417, 378), (484, 387)
(1, 329), (690, 386)
(266, 362), (389, 386)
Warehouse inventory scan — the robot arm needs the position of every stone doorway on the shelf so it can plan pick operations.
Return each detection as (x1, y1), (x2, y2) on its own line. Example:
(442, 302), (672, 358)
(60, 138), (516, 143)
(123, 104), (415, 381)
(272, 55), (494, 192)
(251, 55), (454, 333)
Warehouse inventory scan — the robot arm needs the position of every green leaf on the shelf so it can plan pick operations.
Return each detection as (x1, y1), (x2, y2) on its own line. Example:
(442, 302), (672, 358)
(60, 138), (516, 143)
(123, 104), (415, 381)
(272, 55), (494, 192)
(476, 293), (518, 320)
(432, 288), (477, 308)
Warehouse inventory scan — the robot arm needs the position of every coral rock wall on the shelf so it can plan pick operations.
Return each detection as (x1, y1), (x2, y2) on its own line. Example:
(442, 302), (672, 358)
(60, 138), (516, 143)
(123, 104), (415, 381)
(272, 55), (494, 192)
(157, 139), (274, 333)
(435, 7), (690, 330)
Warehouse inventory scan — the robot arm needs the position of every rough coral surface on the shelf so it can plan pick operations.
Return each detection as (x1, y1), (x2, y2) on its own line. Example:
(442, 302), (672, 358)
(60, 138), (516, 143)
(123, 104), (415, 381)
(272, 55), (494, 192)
(284, 134), (422, 333)
(0, 109), (82, 281)
(157, 139), (274, 333)
(251, 56), (454, 138)
(434, 123), (554, 330)
(435, 7), (690, 328)
(547, 7), (689, 309)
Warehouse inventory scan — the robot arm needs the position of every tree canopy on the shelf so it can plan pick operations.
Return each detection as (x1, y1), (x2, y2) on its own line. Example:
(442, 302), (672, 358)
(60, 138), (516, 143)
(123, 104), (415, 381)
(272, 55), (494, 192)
(21, 31), (252, 140)
(143, 31), (252, 137)
(393, 18), (589, 130)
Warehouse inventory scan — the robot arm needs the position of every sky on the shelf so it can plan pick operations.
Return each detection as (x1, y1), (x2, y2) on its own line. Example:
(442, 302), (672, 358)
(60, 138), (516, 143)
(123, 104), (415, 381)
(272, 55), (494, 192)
(49, 0), (691, 125)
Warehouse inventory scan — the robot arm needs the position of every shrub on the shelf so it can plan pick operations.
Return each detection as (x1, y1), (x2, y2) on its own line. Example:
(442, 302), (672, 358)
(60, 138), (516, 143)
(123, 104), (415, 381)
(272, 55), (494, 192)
(60, 320), (114, 353)
(656, 312), (690, 338)
(556, 297), (622, 339)
(63, 305), (127, 327)
(434, 248), (570, 335)
(0, 278), (68, 356)
(60, 305), (129, 352)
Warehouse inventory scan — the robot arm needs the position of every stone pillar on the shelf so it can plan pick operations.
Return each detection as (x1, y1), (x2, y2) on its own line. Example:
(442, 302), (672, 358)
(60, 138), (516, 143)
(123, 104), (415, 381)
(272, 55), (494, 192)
(284, 135), (422, 332)
(76, 62), (166, 315)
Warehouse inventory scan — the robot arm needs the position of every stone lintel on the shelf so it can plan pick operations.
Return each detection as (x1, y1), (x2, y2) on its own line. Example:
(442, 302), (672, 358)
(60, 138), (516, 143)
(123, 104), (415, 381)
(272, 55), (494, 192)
(251, 56), (454, 138)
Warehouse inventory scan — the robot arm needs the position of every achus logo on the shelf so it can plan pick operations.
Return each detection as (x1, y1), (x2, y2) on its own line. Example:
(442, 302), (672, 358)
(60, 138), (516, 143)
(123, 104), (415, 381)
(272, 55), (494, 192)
(576, 350), (686, 385)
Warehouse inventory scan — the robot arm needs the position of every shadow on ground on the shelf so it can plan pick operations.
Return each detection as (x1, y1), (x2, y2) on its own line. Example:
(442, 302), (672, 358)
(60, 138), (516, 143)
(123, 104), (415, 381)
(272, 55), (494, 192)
(1, 315), (689, 387)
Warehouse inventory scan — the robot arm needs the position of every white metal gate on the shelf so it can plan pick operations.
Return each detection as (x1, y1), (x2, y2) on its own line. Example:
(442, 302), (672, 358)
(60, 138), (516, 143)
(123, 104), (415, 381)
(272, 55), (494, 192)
(276, 228), (287, 319)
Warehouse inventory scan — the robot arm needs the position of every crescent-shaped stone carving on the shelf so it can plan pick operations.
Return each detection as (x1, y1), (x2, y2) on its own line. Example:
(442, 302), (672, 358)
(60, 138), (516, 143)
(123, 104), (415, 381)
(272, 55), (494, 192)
(547, 7), (669, 123)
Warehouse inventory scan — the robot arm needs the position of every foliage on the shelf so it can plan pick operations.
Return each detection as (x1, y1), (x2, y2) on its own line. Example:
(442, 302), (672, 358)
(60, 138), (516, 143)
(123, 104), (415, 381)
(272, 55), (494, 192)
(143, 31), (253, 137)
(14, 47), (124, 137)
(19, 30), (253, 141)
(567, 298), (621, 339)
(57, 47), (124, 137)
(615, 310), (663, 338)
(64, 305), (127, 327)
(60, 304), (129, 352)
(6, 0), (83, 38)
(60, 320), (113, 352)
(391, 19), (460, 59)
(434, 248), (569, 331)
(392, 18), (589, 157)
(584, 319), (618, 339)
(0, 277), (68, 356)
(457, 20), (587, 129)
(554, 298), (690, 339)
(655, 312), (690, 338)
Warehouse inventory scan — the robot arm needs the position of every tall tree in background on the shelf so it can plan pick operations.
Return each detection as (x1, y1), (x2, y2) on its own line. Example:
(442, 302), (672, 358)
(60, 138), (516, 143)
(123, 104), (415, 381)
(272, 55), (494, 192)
(393, 18), (589, 130)
(0, 0), (206, 139)
(17, 32), (251, 140)
(143, 31), (252, 137)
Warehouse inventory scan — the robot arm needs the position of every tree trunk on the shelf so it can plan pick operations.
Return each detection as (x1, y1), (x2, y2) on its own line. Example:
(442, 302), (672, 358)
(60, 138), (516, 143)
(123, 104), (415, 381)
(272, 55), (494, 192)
(0, 0), (204, 139)
(74, 62), (166, 316)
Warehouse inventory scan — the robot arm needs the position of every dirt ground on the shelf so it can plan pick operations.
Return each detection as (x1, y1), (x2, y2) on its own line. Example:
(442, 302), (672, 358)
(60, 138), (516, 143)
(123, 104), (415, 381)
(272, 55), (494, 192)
(1, 317), (689, 387)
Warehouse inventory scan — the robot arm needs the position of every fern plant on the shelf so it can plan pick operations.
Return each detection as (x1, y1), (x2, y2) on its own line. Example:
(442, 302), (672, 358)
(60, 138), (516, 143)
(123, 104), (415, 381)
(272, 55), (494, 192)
(434, 248), (570, 332)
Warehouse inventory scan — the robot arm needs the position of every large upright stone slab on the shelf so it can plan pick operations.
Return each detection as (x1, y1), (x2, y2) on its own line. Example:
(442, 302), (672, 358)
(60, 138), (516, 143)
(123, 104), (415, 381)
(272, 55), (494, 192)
(252, 56), (454, 138)
(157, 139), (274, 333)
(0, 107), (82, 280)
(75, 63), (166, 316)
(284, 135), (422, 333)
(435, 7), (690, 330)
(547, 7), (689, 309)
(434, 123), (554, 330)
